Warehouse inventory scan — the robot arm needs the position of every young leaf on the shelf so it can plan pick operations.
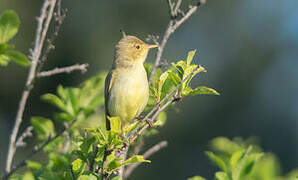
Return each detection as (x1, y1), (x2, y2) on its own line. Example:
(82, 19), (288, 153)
(31, 116), (55, 140)
(77, 174), (97, 180)
(26, 160), (43, 171)
(5, 51), (30, 67)
(41, 93), (69, 113)
(215, 172), (231, 180)
(0, 54), (10, 66)
(188, 86), (219, 96)
(157, 71), (169, 102)
(186, 49), (196, 66)
(121, 155), (150, 166)
(230, 149), (245, 170)
(0, 10), (20, 43)
(205, 151), (227, 173)
(0, 43), (8, 54)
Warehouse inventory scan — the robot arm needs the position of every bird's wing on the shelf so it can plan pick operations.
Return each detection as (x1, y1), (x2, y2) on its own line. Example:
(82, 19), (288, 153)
(104, 70), (115, 130)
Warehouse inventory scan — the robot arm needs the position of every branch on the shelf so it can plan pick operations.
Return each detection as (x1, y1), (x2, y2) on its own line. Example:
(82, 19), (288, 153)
(148, 0), (203, 83)
(5, 0), (57, 173)
(15, 126), (33, 148)
(128, 66), (199, 145)
(3, 119), (77, 180)
(124, 141), (168, 178)
(37, 63), (89, 78)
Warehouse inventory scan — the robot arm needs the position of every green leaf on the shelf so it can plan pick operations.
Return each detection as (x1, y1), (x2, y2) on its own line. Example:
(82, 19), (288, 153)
(230, 149), (245, 170)
(5, 51), (30, 67)
(187, 176), (206, 180)
(157, 71), (169, 102)
(215, 172), (231, 180)
(0, 43), (8, 54)
(69, 88), (80, 114)
(239, 153), (263, 179)
(0, 10), (20, 43)
(57, 85), (68, 101)
(168, 71), (181, 86)
(31, 116), (55, 140)
(77, 174), (97, 180)
(109, 116), (121, 133)
(26, 160), (42, 170)
(186, 49), (196, 66)
(205, 151), (227, 173)
(121, 155), (150, 166)
(154, 111), (167, 127)
(72, 159), (83, 171)
(111, 177), (123, 180)
(72, 158), (86, 176)
(0, 54), (10, 66)
(188, 86), (220, 96)
(22, 172), (35, 180)
(41, 93), (69, 113)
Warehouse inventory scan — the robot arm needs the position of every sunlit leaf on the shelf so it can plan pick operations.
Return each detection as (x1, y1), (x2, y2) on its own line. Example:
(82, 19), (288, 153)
(0, 10), (20, 43)
(230, 149), (245, 170)
(26, 160), (42, 171)
(205, 151), (227, 173)
(186, 49), (196, 66)
(215, 172), (230, 180)
(5, 51), (29, 67)
(187, 86), (220, 96)
(31, 116), (55, 140)
(0, 54), (9, 66)
(41, 93), (69, 113)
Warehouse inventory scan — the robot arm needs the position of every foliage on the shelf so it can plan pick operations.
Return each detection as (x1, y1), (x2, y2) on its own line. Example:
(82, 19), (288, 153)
(0, 10), (29, 67)
(189, 137), (298, 180)
(8, 50), (218, 179)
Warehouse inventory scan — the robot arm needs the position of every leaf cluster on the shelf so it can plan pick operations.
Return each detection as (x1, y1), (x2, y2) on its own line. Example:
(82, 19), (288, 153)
(188, 137), (298, 180)
(0, 10), (29, 67)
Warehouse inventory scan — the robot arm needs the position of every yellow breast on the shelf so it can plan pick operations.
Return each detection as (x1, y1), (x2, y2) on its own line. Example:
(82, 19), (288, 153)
(108, 65), (149, 125)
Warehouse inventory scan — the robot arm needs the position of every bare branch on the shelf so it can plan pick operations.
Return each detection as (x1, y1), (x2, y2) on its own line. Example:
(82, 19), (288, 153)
(15, 126), (33, 148)
(148, 1), (203, 84)
(37, 0), (67, 73)
(173, 0), (183, 16)
(124, 141), (168, 178)
(5, 0), (57, 173)
(3, 119), (77, 180)
(37, 63), (89, 78)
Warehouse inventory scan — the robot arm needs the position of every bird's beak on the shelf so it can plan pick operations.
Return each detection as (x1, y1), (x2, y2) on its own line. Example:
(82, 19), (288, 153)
(146, 44), (158, 49)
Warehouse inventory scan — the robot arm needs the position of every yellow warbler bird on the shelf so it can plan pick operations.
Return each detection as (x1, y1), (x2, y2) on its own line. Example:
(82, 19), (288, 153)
(104, 36), (157, 130)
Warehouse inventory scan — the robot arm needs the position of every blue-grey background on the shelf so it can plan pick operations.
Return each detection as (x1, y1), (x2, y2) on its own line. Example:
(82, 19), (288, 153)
(0, 0), (297, 179)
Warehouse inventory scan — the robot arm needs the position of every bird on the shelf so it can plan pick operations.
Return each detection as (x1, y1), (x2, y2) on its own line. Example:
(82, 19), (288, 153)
(104, 35), (158, 130)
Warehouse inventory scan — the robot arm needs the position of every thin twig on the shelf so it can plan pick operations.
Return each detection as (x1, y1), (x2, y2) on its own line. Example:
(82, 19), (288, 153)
(101, 147), (110, 180)
(5, 0), (57, 174)
(37, 0), (66, 74)
(37, 63), (89, 78)
(124, 141), (168, 178)
(15, 126), (33, 148)
(3, 119), (77, 179)
(148, 1), (202, 84)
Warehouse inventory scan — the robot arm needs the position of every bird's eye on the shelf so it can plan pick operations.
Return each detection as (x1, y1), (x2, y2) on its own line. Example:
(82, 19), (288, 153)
(136, 45), (140, 49)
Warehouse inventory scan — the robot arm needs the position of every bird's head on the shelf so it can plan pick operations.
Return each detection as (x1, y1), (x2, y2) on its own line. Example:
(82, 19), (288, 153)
(115, 36), (157, 64)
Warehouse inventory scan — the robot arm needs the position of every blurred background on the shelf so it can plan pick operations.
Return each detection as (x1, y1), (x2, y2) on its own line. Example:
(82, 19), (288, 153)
(0, 0), (297, 179)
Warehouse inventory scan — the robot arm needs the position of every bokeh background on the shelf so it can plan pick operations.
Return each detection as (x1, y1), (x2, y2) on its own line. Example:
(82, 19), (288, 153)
(0, 0), (297, 179)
